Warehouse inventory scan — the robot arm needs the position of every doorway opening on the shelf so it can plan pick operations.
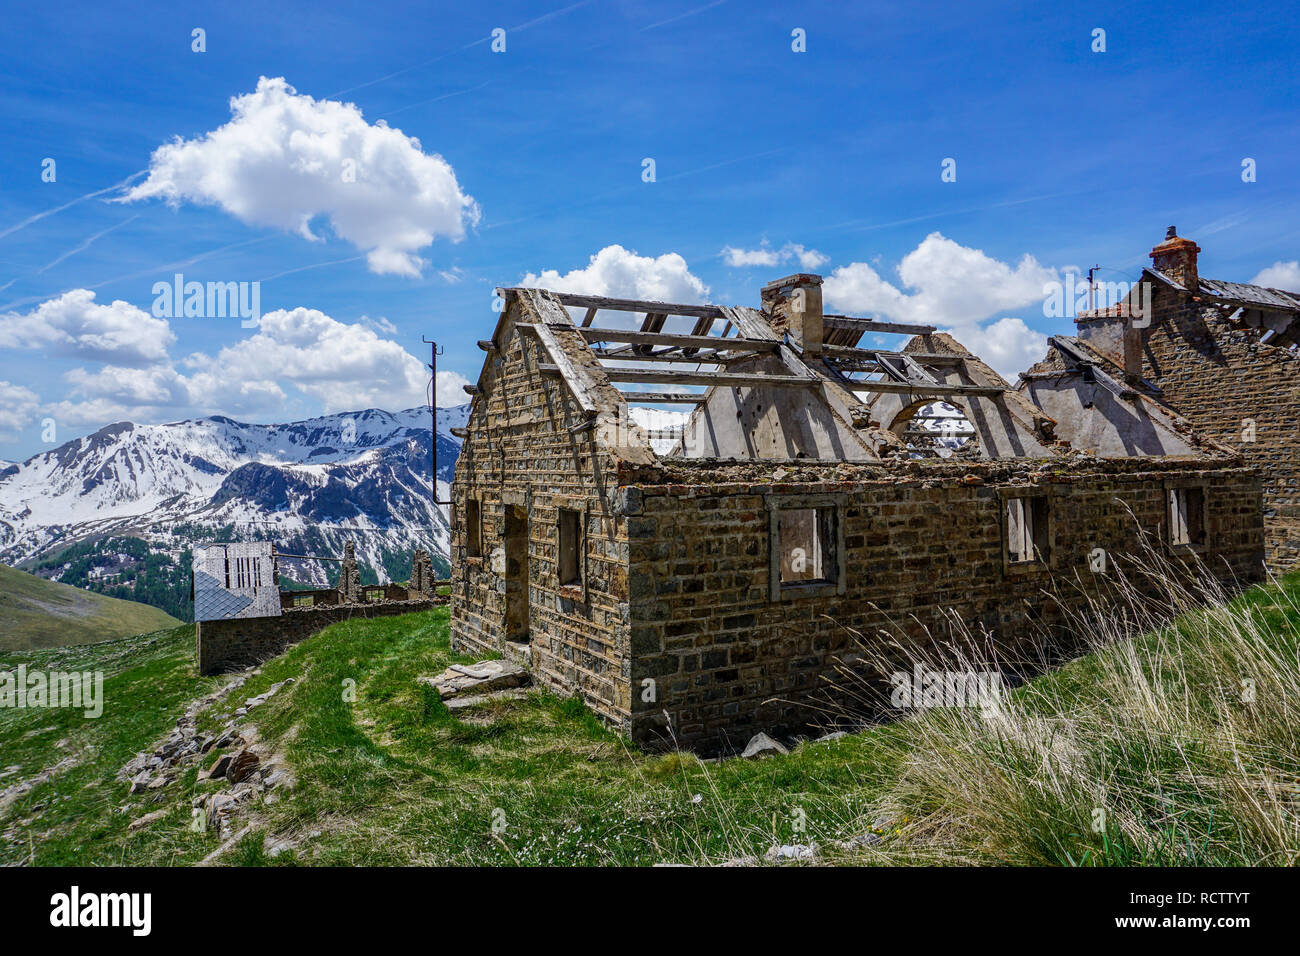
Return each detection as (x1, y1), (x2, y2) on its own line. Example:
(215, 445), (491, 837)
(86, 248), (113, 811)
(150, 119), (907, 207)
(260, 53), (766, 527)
(503, 505), (530, 643)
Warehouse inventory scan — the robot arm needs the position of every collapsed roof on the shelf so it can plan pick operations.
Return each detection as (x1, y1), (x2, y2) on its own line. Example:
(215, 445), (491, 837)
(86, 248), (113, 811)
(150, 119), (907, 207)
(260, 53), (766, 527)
(467, 269), (1234, 467)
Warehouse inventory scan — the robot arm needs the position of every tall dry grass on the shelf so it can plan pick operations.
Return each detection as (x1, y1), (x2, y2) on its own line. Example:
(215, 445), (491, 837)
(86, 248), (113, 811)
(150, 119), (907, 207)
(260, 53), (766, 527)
(827, 542), (1300, 864)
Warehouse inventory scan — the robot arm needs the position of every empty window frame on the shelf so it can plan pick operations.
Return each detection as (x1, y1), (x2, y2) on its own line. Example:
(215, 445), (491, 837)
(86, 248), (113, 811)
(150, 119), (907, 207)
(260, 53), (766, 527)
(768, 495), (846, 599)
(778, 507), (835, 585)
(465, 498), (482, 557)
(557, 507), (583, 587)
(1168, 486), (1206, 547)
(1005, 495), (1050, 565)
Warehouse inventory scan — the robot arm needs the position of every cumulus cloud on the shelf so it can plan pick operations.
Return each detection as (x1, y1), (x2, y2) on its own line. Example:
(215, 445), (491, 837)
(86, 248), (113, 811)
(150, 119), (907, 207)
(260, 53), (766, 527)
(1250, 261), (1300, 291)
(0, 289), (174, 366)
(721, 242), (828, 270)
(947, 317), (1048, 382)
(3, 289), (474, 441)
(119, 77), (479, 278)
(435, 370), (471, 407)
(822, 233), (1058, 379)
(185, 307), (430, 413)
(521, 244), (709, 303)
(0, 381), (40, 435)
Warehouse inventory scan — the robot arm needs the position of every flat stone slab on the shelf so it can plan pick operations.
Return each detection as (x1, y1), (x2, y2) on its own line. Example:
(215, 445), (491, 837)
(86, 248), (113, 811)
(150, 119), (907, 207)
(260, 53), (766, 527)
(419, 659), (530, 700)
(443, 688), (530, 711)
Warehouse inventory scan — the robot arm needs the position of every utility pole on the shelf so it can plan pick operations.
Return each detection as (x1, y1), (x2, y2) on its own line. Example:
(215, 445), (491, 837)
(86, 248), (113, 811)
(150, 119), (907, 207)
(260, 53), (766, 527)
(423, 336), (450, 506)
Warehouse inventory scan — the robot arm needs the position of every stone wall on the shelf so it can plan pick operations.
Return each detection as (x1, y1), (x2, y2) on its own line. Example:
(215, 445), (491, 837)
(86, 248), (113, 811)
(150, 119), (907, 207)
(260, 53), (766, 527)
(197, 599), (440, 674)
(618, 458), (1263, 750)
(450, 299), (635, 732)
(1079, 284), (1300, 569)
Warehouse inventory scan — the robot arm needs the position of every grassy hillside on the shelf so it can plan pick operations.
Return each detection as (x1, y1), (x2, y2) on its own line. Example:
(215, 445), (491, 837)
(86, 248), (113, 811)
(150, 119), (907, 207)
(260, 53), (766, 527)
(0, 563), (182, 652)
(2, 570), (1298, 866)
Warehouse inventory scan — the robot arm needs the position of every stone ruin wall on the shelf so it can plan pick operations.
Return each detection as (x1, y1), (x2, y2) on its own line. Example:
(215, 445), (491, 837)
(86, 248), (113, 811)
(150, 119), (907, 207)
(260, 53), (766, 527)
(196, 597), (441, 674)
(449, 305), (635, 733)
(619, 458), (1264, 750)
(1080, 284), (1300, 570)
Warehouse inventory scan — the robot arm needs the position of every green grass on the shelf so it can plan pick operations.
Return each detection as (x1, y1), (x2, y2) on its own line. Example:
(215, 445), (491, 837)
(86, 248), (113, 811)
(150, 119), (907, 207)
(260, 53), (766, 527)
(4, 567), (1300, 865)
(0, 562), (181, 652)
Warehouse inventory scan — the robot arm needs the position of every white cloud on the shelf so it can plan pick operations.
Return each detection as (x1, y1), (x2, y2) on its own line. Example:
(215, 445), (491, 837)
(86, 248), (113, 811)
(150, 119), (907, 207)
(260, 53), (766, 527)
(1250, 261), (1300, 291)
(721, 242), (828, 270)
(947, 317), (1048, 384)
(824, 232), (1056, 327)
(435, 370), (471, 407)
(0, 381), (40, 435)
(119, 77), (479, 278)
(521, 244), (709, 303)
(186, 307), (430, 413)
(2, 289), (475, 440)
(0, 289), (174, 366)
(822, 232), (1058, 379)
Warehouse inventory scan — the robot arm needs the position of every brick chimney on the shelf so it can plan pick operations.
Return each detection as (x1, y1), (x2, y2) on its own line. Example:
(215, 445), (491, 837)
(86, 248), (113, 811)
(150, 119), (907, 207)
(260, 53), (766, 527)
(761, 273), (823, 354)
(1149, 225), (1200, 292)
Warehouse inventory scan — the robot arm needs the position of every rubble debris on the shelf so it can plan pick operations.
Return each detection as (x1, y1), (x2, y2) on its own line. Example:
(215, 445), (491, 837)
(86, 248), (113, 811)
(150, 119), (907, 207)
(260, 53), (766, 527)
(741, 732), (789, 759)
(419, 659), (530, 700)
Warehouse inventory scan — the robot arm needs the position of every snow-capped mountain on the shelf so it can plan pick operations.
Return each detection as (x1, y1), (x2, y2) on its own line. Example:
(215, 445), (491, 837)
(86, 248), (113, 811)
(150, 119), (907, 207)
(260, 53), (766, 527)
(0, 405), (471, 585)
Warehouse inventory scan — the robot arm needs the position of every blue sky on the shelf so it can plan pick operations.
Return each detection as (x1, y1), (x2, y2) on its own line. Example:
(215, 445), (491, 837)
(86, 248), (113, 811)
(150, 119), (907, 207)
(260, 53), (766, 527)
(1, 0), (1298, 460)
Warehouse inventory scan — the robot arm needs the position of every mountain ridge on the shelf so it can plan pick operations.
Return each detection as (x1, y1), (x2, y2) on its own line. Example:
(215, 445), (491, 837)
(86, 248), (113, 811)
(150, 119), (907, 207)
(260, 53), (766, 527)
(0, 405), (471, 590)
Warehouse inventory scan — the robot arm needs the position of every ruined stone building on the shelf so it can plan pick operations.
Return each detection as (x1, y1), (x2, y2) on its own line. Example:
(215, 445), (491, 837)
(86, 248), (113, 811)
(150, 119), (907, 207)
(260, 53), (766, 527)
(449, 272), (1265, 750)
(1040, 227), (1300, 570)
(194, 540), (442, 673)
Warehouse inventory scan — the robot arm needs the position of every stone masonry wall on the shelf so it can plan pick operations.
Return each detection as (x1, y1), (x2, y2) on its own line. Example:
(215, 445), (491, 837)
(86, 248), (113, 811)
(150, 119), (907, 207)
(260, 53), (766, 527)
(1080, 285), (1300, 570)
(450, 300), (634, 731)
(620, 458), (1263, 750)
(197, 599), (439, 674)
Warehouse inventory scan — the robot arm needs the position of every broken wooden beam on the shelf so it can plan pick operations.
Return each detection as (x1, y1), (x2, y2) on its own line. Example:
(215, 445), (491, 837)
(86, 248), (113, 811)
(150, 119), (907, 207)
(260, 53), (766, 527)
(634, 312), (668, 355)
(549, 291), (724, 319)
(476, 340), (496, 352)
(842, 380), (1004, 397)
(596, 368), (821, 389)
(462, 384), (480, 396)
(821, 345), (963, 366)
(823, 315), (937, 335)
(684, 313), (717, 354)
(589, 348), (729, 364)
(576, 328), (777, 351)
(515, 318), (602, 418)
(617, 391), (708, 403)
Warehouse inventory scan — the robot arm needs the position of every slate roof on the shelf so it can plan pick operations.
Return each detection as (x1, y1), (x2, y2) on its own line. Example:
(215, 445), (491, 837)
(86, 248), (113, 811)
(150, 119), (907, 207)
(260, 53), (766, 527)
(192, 542), (281, 622)
(1147, 269), (1300, 312)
